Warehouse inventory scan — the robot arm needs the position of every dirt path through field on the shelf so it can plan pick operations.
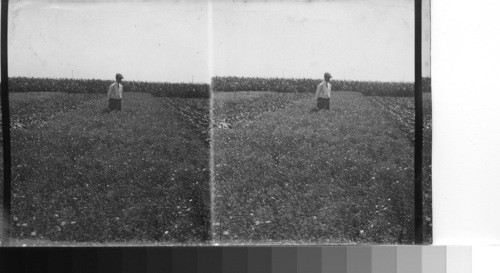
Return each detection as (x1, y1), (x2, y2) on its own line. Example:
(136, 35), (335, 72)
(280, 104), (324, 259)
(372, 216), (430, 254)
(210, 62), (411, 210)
(10, 92), (210, 243)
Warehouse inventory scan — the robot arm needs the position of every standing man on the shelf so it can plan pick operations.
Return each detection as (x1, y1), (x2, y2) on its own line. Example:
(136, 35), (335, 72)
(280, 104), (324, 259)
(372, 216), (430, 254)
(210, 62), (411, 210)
(315, 72), (332, 110)
(107, 73), (124, 111)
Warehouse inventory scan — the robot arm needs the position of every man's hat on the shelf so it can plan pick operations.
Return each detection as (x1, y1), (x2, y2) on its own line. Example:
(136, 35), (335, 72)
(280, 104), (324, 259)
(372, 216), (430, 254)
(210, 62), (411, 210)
(116, 73), (124, 80)
(324, 72), (332, 78)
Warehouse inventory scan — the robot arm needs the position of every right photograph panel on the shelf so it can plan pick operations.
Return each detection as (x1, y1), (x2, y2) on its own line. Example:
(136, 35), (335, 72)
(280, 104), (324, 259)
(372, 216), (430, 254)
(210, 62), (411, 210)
(211, 0), (431, 244)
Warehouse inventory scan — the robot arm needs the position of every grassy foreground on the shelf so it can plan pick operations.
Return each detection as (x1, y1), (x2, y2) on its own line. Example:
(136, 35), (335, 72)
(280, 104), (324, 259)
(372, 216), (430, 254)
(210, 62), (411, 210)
(213, 92), (416, 244)
(7, 93), (210, 243)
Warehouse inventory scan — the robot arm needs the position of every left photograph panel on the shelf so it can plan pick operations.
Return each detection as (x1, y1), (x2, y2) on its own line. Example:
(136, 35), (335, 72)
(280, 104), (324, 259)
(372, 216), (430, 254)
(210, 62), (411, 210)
(2, 0), (210, 245)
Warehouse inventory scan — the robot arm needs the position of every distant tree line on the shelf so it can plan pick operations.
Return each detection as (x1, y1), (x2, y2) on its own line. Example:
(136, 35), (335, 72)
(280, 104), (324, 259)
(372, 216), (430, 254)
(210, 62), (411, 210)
(7, 77), (210, 98)
(6, 76), (431, 98)
(212, 76), (431, 97)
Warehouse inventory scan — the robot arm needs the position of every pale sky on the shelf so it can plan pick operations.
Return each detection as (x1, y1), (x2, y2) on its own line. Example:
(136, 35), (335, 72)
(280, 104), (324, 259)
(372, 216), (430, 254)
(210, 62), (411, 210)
(6, 0), (430, 83)
(8, 0), (210, 83)
(213, 0), (431, 82)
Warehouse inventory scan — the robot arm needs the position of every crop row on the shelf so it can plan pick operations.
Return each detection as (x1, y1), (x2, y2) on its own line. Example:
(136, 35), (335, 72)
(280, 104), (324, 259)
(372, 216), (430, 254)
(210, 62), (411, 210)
(7, 93), (211, 242)
(160, 98), (210, 145)
(212, 76), (431, 97)
(213, 92), (311, 128)
(213, 93), (420, 243)
(8, 77), (209, 98)
(368, 95), (433, 240)
(4, 93), (102, 130)
(368, 96), (432, 143)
